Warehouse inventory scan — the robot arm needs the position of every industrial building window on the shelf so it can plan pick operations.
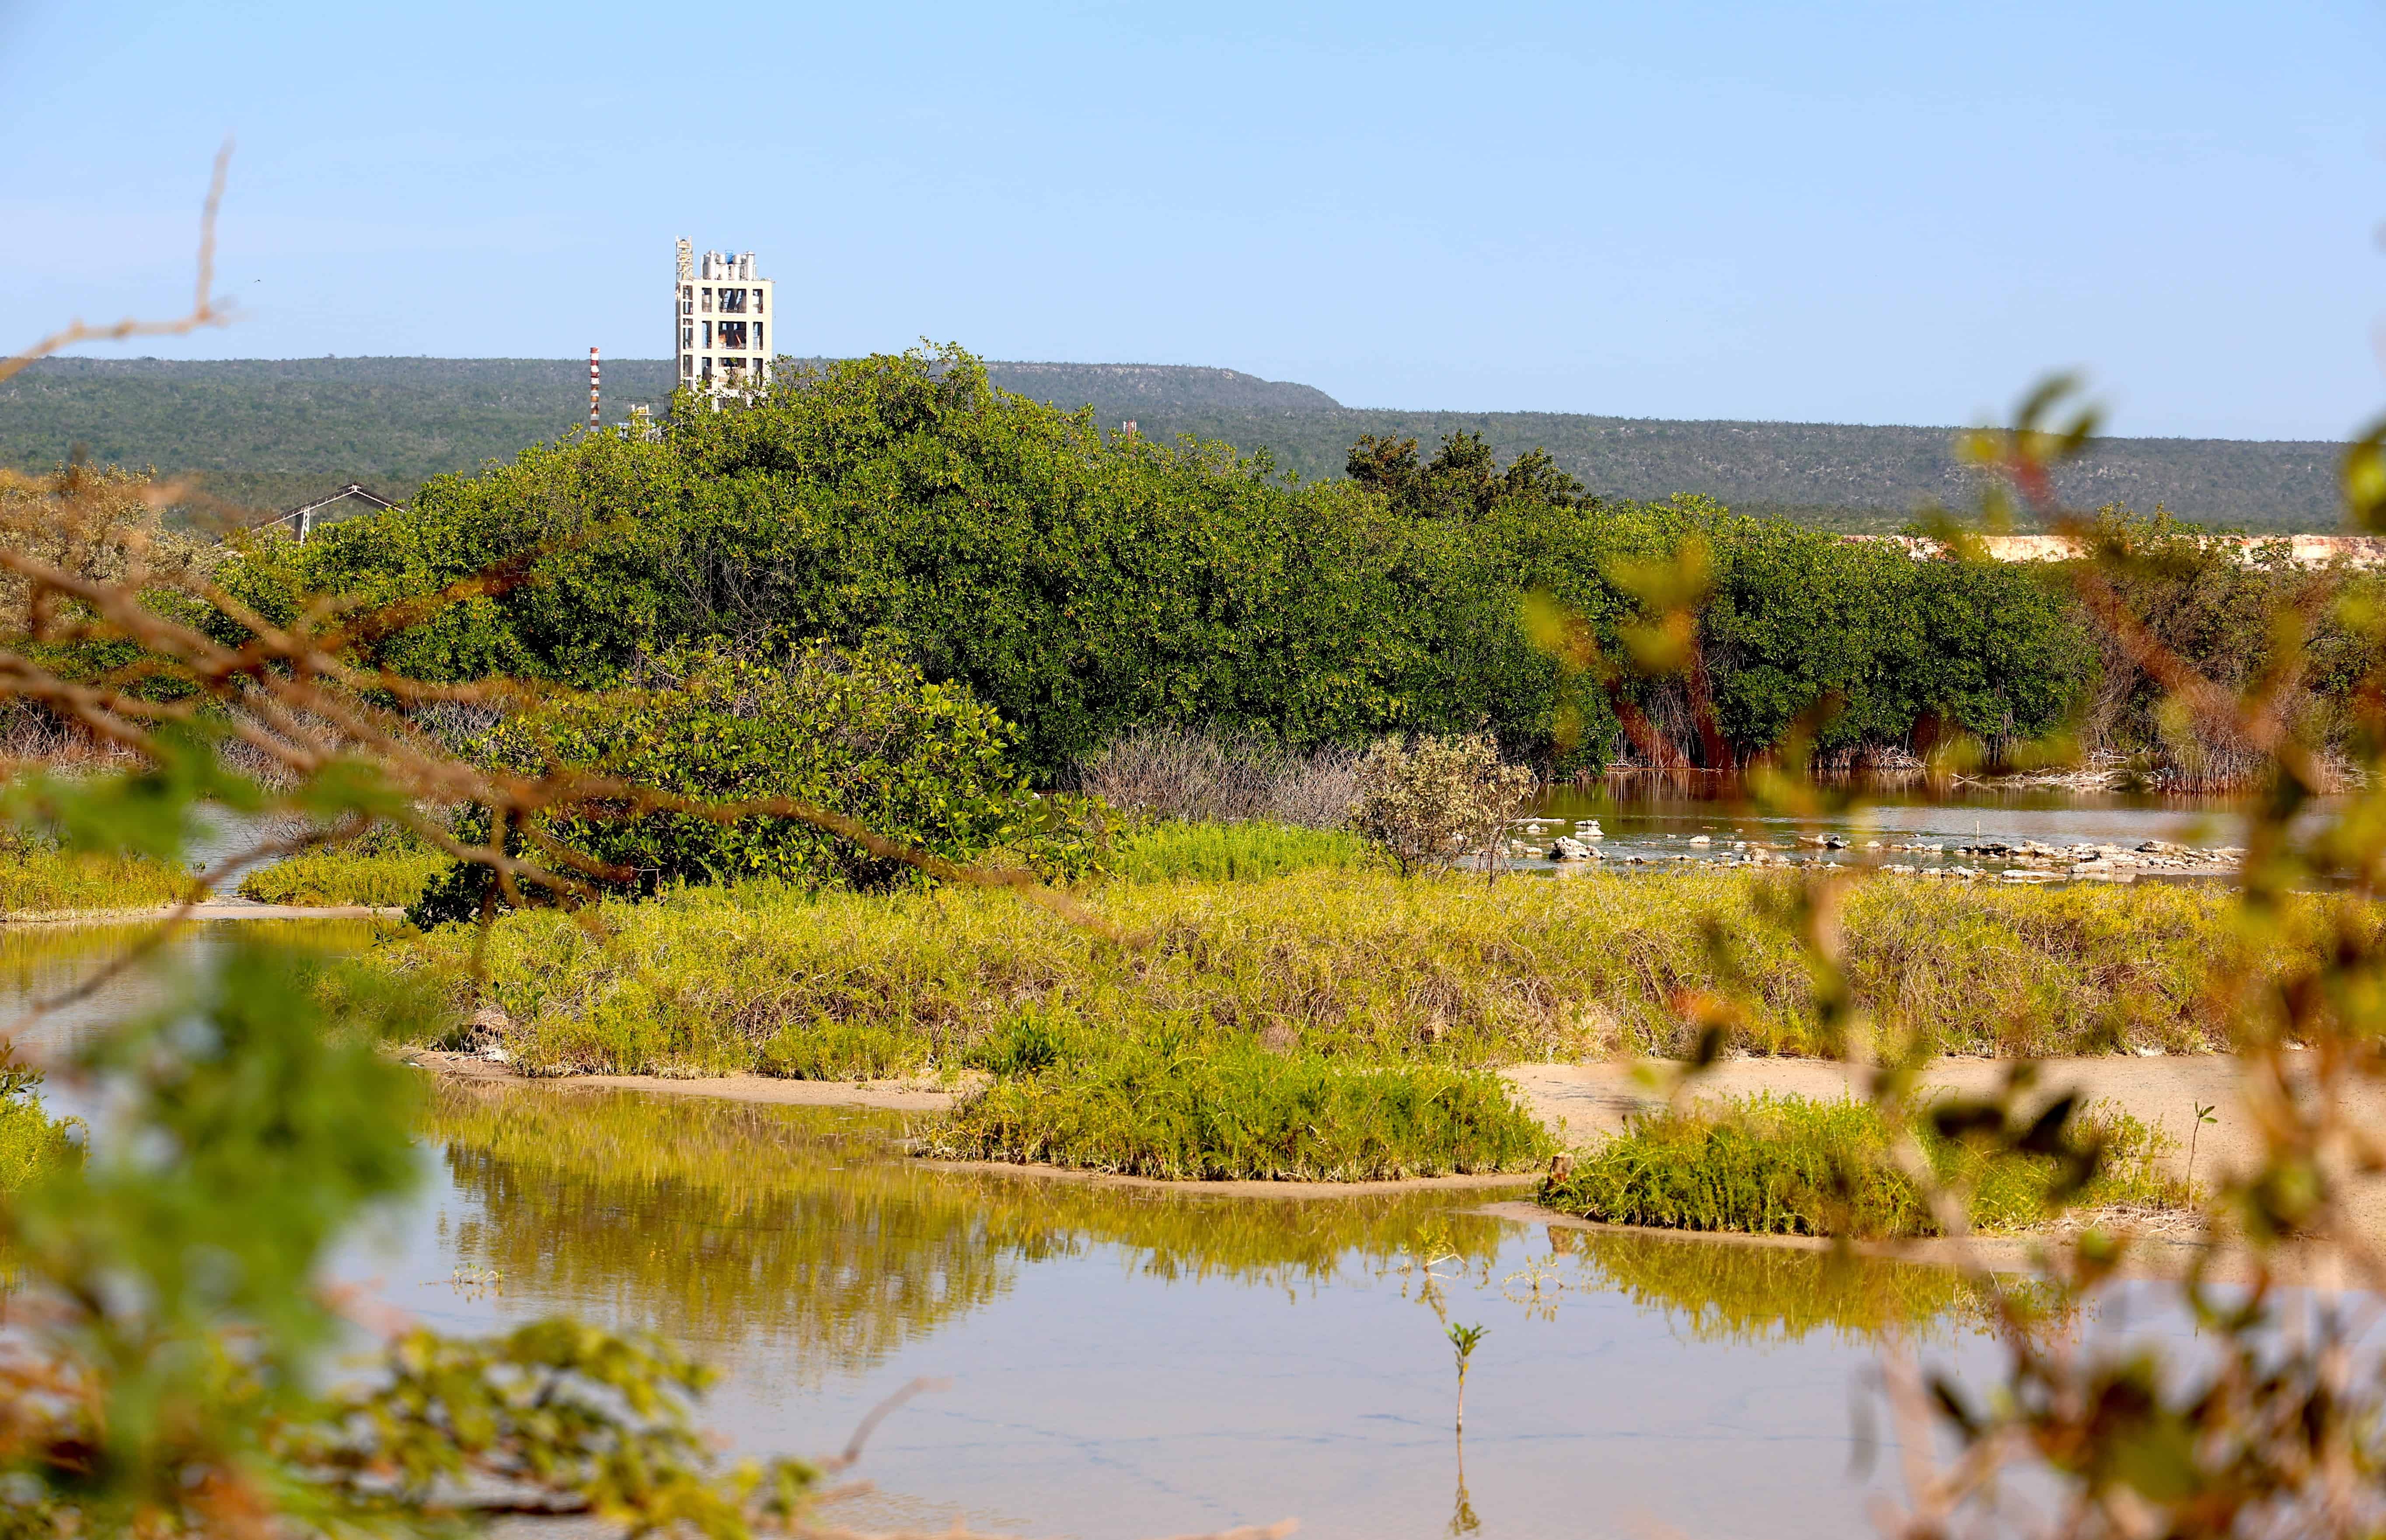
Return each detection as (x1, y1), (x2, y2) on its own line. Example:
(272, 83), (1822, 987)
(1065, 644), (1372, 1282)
(753, 322), (763, 351)
(681, 325), (693, 348)
(699, 357), (712, 379)
(719, 288), (746, 314)
(680, 286), (692, 316)
(701, 321), (712, 348)
(700, 288), (712, 313)
(681, 353), (693, 375)
(718, 321), (747, 349)
(754, 289), (765, 313)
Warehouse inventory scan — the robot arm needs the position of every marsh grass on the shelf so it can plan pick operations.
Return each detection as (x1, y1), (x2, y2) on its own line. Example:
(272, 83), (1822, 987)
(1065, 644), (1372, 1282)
(920, 1041), (1553, 1181)
(0, 843), (190, 914)
(1106, 820), (1373, 883)
(237, 847), (449, 908)
(396, 870), (2301, 1080)
(1542, 1092), (2188, 1238)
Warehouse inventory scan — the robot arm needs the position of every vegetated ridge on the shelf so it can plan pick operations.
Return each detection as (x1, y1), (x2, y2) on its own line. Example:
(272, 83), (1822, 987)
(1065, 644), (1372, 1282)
(0, 355), (2343, 530)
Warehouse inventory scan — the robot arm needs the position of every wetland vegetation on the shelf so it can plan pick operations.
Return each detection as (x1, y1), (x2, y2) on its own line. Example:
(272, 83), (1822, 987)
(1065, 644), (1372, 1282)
(387, 871), (2282, 1076)
(1539, 1091), (2187, 1238)
(0, 830), (190, 913)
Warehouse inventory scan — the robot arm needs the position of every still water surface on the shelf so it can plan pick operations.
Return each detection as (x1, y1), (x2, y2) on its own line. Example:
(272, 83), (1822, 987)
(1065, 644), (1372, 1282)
(0, 916), (2233, 1539)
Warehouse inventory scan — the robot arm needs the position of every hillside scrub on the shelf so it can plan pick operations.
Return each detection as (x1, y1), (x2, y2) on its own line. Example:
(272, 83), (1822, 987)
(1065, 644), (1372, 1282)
(3, 358), (2352, 534)
(220, 347), (2090, 776)
(379, 871), (2304, 1080)
(1539, 1091), (2187, 1238)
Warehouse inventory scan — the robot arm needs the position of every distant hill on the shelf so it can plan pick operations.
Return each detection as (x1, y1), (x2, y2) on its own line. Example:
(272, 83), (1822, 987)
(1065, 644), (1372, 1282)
(0, 355), (2348, 530)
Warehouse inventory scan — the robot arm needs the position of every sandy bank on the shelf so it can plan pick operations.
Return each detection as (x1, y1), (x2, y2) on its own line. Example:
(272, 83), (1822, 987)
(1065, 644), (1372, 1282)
(1506, 1053), (2386, 1270)
(409, 1049), (2386, 1243)
(412, 1049), (963, 1111)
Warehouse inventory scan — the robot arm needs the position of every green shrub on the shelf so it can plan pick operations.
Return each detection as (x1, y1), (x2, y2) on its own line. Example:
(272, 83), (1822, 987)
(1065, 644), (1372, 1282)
(1541, 1091), (2186, 1238)
(0, 1066), (80, 1193)
(250, 347), (2090, 777)
(1106, 821), (1371, 882)
(1349, 732), (1535, 875)
(409, 641), (1094, 923)
(922, 1041), (1554, 1181)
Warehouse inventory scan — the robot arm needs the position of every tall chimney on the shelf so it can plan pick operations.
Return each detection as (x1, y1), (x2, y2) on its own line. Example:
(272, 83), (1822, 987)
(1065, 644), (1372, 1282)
(589, 346), (600, 429)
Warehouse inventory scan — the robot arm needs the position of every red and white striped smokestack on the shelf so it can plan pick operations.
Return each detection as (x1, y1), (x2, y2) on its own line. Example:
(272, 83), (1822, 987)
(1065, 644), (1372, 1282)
(589, 347), (601, 429)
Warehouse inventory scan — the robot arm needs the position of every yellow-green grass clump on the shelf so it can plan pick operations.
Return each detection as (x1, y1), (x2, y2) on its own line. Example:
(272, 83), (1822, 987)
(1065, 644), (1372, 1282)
(921, 1040), (1552, 1181)
(1541, 1091), (2187, 1239)
(0, 845), (192, 915)
(1105, 820), (1371, 883)
(237, 847), (450, 908)
(381, 869), (2316, 1079)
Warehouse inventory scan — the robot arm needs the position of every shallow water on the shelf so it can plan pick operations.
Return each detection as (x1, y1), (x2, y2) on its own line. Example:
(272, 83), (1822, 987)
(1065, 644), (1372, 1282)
(367, 1081), (2025, 1539)
(1511, 780), (2274, 878)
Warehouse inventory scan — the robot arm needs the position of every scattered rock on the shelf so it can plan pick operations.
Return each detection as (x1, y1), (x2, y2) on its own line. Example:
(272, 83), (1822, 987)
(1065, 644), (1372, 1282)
(1549, 836), (1596, 861)
(462, 1002), (514, 1056)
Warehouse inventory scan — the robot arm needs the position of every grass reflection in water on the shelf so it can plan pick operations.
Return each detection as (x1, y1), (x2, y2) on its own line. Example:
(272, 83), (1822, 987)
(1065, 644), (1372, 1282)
(1555, 1224), (2031, 1347)
(424, 1079), (2023, 1388)
(421, 1080), (1514, 1383)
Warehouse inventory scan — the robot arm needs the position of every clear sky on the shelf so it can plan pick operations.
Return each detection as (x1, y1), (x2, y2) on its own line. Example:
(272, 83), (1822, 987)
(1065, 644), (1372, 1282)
(3, 0), (2384, 439)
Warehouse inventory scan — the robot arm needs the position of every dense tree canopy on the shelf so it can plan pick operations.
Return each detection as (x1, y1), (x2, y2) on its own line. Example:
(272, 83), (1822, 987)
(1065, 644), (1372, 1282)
(225, 347), (2093, 775)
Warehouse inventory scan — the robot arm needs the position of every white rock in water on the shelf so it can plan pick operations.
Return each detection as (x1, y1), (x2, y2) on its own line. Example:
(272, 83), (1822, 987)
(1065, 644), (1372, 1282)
(1687, 834), (1710, 846)
(483, 1045), (512, 1064)
(1549, 836), (1596, 861)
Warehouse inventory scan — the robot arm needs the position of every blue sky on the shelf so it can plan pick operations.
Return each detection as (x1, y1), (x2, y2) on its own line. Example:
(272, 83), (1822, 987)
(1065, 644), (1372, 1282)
(3, 0), (2383, 438)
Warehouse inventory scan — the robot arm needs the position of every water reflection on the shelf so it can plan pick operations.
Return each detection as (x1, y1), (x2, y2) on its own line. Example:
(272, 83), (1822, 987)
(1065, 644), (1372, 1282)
(1558, 1226), (2014, 1347)
(424, 1081), (1514, 1383)
(412, 1079), (2032, 1537)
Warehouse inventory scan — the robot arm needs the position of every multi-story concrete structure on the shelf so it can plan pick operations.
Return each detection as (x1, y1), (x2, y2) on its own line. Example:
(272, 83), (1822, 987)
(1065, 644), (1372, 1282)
(674, 238), (774, 392)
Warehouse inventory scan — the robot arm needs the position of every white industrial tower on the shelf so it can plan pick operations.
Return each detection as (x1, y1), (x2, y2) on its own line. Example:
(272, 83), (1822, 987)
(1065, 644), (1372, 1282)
(674, 238), (774, 392)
